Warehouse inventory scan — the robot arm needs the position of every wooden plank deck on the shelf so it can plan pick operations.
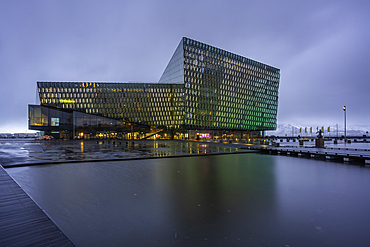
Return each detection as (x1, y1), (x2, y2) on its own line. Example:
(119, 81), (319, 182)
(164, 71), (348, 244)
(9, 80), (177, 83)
(0, 165), (74, 247)
(257, 146), (370, 164)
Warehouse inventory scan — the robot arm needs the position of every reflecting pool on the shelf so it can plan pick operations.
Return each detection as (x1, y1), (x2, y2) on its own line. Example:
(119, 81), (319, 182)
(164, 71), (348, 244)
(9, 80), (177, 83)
(7, 154), (370, 246)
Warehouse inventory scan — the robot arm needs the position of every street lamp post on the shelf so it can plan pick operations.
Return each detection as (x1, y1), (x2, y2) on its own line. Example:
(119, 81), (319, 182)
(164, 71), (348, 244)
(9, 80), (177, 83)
(343, 106), (346, 140)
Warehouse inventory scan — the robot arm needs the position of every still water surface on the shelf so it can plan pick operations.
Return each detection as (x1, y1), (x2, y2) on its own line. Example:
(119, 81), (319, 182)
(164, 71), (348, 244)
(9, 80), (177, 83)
(7, 154), (370, 246)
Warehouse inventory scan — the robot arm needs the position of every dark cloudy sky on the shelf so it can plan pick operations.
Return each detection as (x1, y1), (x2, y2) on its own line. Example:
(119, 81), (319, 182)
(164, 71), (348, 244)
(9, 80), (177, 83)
(1, 0), (369, 132)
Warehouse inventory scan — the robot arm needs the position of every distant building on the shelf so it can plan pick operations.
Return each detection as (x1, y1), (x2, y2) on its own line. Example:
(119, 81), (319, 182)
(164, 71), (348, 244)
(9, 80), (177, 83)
(28, 37), (280, 139)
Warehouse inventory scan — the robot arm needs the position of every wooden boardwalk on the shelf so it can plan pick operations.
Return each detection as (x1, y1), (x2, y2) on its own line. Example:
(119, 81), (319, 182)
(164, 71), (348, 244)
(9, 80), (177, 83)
(0, 165), (74, 247)
(255, 146), (370, 165)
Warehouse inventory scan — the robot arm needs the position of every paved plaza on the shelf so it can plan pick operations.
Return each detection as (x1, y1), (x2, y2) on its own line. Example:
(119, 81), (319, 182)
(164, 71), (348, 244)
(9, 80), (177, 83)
(0, 139), (259, 168)
(2, 138), (370, 168)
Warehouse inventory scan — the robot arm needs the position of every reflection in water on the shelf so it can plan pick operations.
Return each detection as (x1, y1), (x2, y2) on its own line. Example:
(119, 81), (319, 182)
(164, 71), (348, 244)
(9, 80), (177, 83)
(7, 154), (370, 246)
(152, 154), (277, 244)
(1, 140), (250, 166)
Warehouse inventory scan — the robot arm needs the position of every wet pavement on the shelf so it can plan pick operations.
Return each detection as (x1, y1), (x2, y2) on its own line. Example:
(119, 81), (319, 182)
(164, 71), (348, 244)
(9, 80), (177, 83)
(0, 139), (257, 167)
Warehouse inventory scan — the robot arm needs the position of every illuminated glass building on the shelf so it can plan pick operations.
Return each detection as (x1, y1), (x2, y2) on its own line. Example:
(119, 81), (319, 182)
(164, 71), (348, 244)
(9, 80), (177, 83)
(29, 37), (280, 139)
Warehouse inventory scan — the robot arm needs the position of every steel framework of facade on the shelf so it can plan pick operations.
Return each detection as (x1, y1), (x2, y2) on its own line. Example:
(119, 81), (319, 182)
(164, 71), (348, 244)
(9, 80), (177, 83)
(29, 37), (280, 139)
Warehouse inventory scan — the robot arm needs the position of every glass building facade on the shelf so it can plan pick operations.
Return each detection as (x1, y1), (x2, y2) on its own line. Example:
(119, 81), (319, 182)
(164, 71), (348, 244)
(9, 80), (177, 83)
(29, 37), (280, 139)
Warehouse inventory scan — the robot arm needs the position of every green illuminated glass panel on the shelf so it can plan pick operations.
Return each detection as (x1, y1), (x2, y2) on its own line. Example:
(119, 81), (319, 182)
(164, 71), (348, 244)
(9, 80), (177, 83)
(36, 37), (280, 132)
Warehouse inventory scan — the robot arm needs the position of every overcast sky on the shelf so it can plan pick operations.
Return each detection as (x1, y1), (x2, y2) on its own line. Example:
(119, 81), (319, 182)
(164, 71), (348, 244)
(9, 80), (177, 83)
(1, 0), (369, 133)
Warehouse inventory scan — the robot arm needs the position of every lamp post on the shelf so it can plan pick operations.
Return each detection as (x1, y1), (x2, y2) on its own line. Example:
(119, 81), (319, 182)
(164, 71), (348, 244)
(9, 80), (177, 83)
(343, 106), (346, 140)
